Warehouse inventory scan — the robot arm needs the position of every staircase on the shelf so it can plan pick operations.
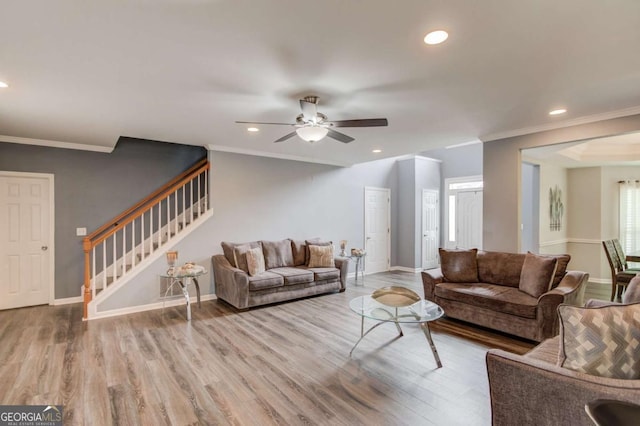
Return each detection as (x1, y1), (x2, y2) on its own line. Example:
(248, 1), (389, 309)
(82, 159), (210, 319)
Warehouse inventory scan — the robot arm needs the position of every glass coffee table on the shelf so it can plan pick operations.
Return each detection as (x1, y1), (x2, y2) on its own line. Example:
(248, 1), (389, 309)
(349, 286), (444, 368)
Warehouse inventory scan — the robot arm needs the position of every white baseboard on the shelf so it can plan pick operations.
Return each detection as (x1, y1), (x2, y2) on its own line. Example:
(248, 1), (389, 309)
(390, 266), (422, 273)
(52, 295), (83, 305)
(88, 294), (217, 321)
(589, 278), (610, 285)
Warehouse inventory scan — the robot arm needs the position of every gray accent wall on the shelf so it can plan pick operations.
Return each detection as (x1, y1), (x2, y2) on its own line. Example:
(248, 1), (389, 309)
(0, 138), (207, 298)
(483, 113), (640, 252)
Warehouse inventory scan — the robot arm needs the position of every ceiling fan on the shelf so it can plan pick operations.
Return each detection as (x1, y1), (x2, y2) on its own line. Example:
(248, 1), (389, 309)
(236, 96), (388, 143)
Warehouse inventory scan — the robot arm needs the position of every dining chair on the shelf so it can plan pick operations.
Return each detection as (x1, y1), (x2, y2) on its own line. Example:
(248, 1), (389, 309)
(612, 238), (640, 272)
(602, 240), (637, 301)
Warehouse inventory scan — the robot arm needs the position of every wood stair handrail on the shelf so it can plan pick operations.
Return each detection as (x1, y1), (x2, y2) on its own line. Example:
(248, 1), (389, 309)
(85, 158), (208, 243)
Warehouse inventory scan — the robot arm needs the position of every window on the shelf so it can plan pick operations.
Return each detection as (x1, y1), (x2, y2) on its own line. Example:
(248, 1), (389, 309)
(619, 180), (640, 254)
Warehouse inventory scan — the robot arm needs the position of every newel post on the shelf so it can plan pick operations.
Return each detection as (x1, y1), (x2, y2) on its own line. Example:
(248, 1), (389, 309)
(83, 237), (92, 319)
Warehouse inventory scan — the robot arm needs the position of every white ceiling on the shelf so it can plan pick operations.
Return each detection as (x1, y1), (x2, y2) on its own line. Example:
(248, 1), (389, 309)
(1, 0), (640, 166)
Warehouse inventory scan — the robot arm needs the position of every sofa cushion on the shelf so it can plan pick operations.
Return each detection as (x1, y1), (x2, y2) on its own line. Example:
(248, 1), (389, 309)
(290, 240), (307, 266)
(305, 267), (340, 281)
(558, 303), (640, 379)
(246, 247), (266, 277)
(435, 282), (538, 318)
(545, 253), (571, 288)
(305, 238), (332, 265)
(233, 244), (256, 273)
(477, 251), (526, 288)
(524, 336), (560, 364)
(519, 252), (558, 298)
(247, 271), (285, 291)
(308, 245), (335, 268)
(269, 267), (315, 285)
(439, 248), (479, 283)
(262, 239), (294, 269)
(221, 241), (261, 268)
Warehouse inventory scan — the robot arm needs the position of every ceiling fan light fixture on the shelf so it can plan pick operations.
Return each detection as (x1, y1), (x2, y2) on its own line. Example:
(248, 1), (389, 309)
(296, 126), (328, 142)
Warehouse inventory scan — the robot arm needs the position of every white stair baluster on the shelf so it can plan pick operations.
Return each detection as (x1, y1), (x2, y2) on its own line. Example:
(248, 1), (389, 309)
(132, 219), (136, 267)
(102, 242), (106, 290)
(141, 213), (145, 261)
(92, 246), (96, 299)
(190, 179), (194, 224)
(112, 233), (117, 280)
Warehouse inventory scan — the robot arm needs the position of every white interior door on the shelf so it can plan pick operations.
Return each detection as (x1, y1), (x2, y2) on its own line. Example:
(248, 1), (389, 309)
(422, 189), (439, 269)
(0, 173), (53, 309)
(456, 190), (483, 249)
(364, 187), (390, 274)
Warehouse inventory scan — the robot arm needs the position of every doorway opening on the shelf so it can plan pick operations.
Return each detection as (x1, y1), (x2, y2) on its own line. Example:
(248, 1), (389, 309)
(444, 176), (483, 250)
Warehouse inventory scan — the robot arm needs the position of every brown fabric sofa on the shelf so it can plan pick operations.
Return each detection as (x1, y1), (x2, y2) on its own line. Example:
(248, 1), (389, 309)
(421, 250), (589, 342)
(212, 239), (348, 309)
(486, 336), (640, 426)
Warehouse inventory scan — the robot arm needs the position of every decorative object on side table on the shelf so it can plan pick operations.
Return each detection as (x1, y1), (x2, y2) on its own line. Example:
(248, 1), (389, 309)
(339, 240), (347, 257)
(166, 250), (178, 275)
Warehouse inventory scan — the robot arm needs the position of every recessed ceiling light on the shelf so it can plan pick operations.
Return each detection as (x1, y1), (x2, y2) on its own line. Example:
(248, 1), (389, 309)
(549, 108), (567, 116)
(0, 81), (8, 88)
(372, 149), (382, 153)
(247, 127), (259, 132)
(424, 30), (449, 45)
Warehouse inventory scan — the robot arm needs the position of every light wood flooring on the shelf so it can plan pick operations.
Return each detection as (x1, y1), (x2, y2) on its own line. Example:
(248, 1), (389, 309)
(0, 272), (610, 425)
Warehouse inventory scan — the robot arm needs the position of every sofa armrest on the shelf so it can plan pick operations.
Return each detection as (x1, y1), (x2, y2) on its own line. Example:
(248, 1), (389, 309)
(334, 258), (349, 291)
(536, 271), (589, 338)
(486, 348), (640, 426)
(212, 254), (250, 309)
(421, 268), (443, 301)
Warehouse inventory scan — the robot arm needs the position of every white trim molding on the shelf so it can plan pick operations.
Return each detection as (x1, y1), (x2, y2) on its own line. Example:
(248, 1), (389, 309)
(52, 295), (83, 305)
(390, 266), (422, 273)
(539, 238), (569, 247)
(0, 135), (114, 153)
(90, 294), (217, 320)
(540, 238), (602, 247)
(482, 105), (640, 142)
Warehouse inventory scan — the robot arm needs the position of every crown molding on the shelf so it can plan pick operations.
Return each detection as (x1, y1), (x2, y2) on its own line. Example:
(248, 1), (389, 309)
(481, 105), (640, 142)
(0, 135), (114, 153)
(206, 144), (351, 167)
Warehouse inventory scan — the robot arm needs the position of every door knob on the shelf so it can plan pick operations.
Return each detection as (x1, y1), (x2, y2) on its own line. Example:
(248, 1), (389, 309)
(41, 246), (48, 251)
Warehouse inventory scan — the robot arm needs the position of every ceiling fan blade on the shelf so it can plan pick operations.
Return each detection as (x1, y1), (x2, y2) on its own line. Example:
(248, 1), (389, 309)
(235, 121), (295, 126)
(327, 129), (355, 143)
(299, 98), (318, 122)
(274, 131), (297, 143)
(328, 118), (388, 128)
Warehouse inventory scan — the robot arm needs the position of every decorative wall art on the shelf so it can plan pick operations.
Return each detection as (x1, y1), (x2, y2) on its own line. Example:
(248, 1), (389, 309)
(549, 185), (564, 231)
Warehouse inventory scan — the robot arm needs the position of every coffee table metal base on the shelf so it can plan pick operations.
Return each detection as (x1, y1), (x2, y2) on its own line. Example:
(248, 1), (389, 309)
(350, 314), (443, 368)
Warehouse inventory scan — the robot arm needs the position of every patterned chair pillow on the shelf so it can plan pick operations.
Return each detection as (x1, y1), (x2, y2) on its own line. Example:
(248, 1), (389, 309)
(308, 245), (335, 268)
(557, 303), (640, 379)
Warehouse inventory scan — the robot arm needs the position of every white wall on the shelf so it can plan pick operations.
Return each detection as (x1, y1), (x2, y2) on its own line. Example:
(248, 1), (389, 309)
(538, 164), (568, 254)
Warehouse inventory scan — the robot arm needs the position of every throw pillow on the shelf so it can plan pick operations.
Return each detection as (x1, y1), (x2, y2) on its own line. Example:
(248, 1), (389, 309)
(261, 239), (294, 270)
(439, 248), (479, 283)
(518, 252), (558, 298)
(233, 244), (253, 273)
(290, 239), (307, 266)
(221, 241), (261, 268)
(308, 245), (335, 268)
(245, 247), (266, 277)
(305, 239), (332, 265)
(557, 303), (640, 379)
